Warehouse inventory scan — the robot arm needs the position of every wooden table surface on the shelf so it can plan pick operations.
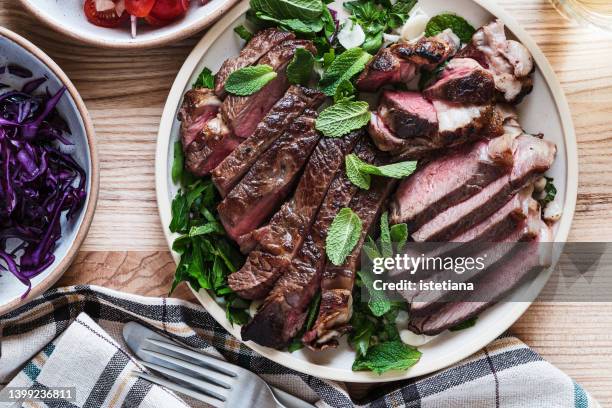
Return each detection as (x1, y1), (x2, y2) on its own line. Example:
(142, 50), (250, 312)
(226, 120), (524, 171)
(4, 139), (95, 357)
(2, 0), (612, 404)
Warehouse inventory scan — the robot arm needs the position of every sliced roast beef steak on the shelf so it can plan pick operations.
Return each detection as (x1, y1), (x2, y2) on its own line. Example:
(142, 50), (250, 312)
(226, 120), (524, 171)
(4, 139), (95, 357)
(423, 58), (496, 104)
(433, 99), (503, 146)
(306, 174), (397, 349)
(457, 20), (534, 104)
(214, 28), (295, 97)
(389, 133), (516, 230)
(218, 110), (320, 246)
(356, 31), (459, 92)
(184, 115), (241, 177)
(211, 86), (325, 197)
(408, 219), (551, 335)
(411, 134), (555, 242)
(221, 40), (316, 139)
(178, 88), (222, 148)
(228, 131), (362, 301)
(379, 91), (438, 139)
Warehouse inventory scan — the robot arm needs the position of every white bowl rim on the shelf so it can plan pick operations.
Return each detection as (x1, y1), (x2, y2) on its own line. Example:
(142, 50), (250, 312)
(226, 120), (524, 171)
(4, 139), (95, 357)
(18, 0), (241, 49)
(154, 0), (578, 382)
(0, 27), (100, 315)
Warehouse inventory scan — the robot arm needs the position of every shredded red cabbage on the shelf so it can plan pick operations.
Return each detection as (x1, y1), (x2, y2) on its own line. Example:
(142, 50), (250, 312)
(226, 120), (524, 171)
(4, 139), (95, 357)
(0, 66), (87, 297)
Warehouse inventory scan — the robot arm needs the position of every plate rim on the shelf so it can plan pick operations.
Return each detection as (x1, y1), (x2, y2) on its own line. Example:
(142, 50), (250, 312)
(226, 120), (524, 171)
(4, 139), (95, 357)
(0, 26), (100, 315)
(154, 0), (578, 382)
(18, 0), (241, 49)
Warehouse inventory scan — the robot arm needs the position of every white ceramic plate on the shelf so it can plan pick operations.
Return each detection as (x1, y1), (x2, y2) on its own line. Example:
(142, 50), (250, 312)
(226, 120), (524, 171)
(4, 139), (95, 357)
(0, 27), (99, 315)
(19, 0), (240, 49)
(155, 0), (578, 381)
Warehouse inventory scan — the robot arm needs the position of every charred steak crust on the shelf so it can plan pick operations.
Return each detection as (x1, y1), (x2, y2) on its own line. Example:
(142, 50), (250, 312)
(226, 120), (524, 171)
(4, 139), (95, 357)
(218, 109), (321, 246)
(221, 40), (317, 139)
(423, 58), (496, 105)
(184, 115), (238, 177)
(178, 88), (222, 149)
(214, 28), (295, 97)
(211, 85), (325, 197)
(240, 132), (364, 347)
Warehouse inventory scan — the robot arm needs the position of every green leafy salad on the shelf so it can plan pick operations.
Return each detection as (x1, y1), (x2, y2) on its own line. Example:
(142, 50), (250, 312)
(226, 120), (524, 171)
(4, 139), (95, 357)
(169, 0), (483, 374)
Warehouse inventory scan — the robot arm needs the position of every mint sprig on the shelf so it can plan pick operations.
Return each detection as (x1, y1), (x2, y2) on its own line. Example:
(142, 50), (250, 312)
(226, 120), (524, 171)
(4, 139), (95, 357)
(425, 13), (476, 43)
(315, 101), (370, 138)
(224, 65), (277, 96)
(352, 341), (421, 374)
(194, 67), (214, 89)
(326, 208), (363, 266)
(287, 48), (315, 85)
(319, 48), (371, 96)
(345, 153), (417, 189)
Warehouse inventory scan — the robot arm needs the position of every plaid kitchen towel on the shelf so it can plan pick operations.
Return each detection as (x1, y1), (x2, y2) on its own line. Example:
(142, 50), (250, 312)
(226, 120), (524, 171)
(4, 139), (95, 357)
(0, 285), (600, 408)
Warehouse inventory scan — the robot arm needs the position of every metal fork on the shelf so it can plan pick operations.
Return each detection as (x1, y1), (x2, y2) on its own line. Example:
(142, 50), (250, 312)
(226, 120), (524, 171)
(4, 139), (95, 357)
(122, 322), (315, 408)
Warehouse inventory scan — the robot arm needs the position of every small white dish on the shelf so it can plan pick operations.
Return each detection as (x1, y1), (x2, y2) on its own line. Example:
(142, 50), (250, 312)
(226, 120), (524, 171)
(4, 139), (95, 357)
(0, 27), (99, 315)
(155, 0), (577, 382)
(19, 0), (240, 49)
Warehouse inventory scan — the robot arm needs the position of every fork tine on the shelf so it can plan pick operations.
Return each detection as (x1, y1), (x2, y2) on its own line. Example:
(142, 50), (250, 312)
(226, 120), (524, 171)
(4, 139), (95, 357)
(141, 348), (233, 389)
(134, 371), (223, 408)
(140, 361), (229, 401)
(145, 338), (237, 377)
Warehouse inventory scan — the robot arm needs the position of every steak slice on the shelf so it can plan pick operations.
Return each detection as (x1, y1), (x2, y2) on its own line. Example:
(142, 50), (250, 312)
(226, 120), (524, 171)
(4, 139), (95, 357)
(356, 31), (459, 92)
(408, 219), (551, 335)
(214, 28), (294, 97)
(457, 20), (534, 104)
(411, 134), (556, 242)
(423, 58), (496, 105)
(184, 115), (240, 177)
(379, 91), (438, 139)
(218, 110), (320, 245)
(240, 138), (364, 347)
(433, 99), (503, 146)
(390, 134), (515, 230)
(211, 86), (325, 197)
(305, 164), (396, 349)
(228, 131), (362, 300)
(178, 88), (222, 148)
(221, 40), (316, 139)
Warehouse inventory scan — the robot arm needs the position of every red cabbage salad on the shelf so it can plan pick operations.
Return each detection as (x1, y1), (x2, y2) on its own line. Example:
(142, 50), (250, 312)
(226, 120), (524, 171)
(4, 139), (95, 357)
(0, 64), (87, 297)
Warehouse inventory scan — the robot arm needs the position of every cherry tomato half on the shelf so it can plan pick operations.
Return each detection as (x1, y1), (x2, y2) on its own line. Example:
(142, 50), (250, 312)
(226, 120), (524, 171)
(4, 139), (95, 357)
(149, 0), (189, 22)
(143, 13), (172, 26)
(84, 0), (129, 28)
(125, 0), (156, 17)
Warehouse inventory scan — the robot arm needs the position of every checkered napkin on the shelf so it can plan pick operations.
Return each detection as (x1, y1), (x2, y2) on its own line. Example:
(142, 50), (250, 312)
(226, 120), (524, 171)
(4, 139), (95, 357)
(0, 285), (600, 408)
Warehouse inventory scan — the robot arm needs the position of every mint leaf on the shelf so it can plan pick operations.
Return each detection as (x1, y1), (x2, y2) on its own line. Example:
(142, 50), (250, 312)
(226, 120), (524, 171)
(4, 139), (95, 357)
(326, 208), (363, 265)
(334, 79), (355, 103)
(233, 25), (253, 41)
(425, 14), (475, 43)
(172, 141), (184, 184)
(224, 65), (277, 96)
(319, 48), (371, 96)
(542, 177), (557, 205)
(194, 67), (214, 89)
(316, 101), (370, 138)
(255, 12), (324, 34)
(287, 48), (314, 85)
(379, 211), (392, 258)
(362, 236), (382, 261)
(390, 223), (408, 252)
(358, 269), (391, 317)
(388, 0), (417, 29)
(450, 316), (478, 331)
(169, 191), (189, 233)
(352, 341), (421, 374)
(250, 0), (323, 20)
(349, 311), (376, 357)
(345, 153), (371, 189)
(189, 222), (224, 237)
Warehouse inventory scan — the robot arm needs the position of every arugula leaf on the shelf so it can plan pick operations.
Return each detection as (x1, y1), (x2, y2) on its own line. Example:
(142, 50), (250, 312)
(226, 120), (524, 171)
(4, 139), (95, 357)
(169, 191), (189, 233)
(425, 14), (476, 43)
(352, 341), (421, 374)
(315, 101), (370, 138)
(194, 67), (215, 89)
(450, 316), (478, 331)
(319, 48), (371, 96)
(189, 222), (224, 237)
(389, 223), (408, 252)
(349, 310), (376, 357)
(172, 141), (184, 184)
(326, 208), (363, 265)
(334, 79), (355, 103)
(287, 291), (322, 352)
(233, 25), (253, 41)
(287, 48), (315, 85)
(249, 0), (323, 20)
(224, 65), (277, 96)
(539, 177), (557, 206)
(388, 0), (417, 29)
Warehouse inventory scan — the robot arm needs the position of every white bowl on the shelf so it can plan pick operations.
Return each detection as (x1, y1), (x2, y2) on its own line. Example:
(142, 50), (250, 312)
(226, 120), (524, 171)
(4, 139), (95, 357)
(0, 27), (99, 315)
(155, 0), (578, 382)
(19, 0), (240, 49)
